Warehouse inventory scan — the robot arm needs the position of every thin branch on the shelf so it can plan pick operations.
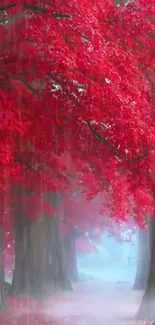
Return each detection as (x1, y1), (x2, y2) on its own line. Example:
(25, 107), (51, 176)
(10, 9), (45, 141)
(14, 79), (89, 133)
(63, 171), (77, 180)
(15, 157), (39, 174)
(86, 120), (122, 160)
(53, 12), (72, 19)
(0, 3), (16, 11)
(9, 38), (32, 46)
(58, 115), (71, 123)
(12, 76), (42, 96)
(87, 120), (149, 163)
(24, 4), (48, 12)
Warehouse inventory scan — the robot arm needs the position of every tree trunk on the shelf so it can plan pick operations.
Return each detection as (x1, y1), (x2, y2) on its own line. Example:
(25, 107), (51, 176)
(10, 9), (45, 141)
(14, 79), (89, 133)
(11, 191), (71, 298)
(45, 192), (72, 291)
(0, 227), (5, 310)
(47, 199), (72, 291)
(10, 209), (28, 296)
(11, 212), (55, 299)
(133, 228), (150, 290)
(136, 218), (155, 320)
(64, 232), (79, 282)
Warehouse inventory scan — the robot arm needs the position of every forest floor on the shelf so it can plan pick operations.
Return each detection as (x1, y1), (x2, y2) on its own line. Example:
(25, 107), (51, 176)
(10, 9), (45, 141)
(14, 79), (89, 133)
(50, 281), (143, 325)
(0, 281), (144, 325)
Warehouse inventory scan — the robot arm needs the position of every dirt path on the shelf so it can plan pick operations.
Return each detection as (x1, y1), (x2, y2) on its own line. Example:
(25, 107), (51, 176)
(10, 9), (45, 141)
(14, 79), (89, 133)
(0, 281), (143, 324)
(47, 281), (143, 325)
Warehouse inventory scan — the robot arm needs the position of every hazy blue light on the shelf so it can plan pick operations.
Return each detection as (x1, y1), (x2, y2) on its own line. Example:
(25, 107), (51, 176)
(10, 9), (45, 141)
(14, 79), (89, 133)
(77, 231), (138, 286)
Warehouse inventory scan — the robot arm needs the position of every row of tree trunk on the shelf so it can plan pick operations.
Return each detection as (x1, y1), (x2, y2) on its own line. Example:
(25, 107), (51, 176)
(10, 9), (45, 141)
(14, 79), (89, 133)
(0, 191), (79, 309)
(1, 189), (155, 320)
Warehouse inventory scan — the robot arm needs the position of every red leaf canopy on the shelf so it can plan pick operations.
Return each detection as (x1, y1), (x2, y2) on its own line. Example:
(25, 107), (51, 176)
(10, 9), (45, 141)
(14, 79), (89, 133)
(0, 0), (155, 227)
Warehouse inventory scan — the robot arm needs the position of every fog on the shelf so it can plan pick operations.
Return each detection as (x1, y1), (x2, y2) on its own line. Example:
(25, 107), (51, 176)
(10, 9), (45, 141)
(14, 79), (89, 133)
(3, 229), (143, 325)
(49, 230), (142, 325)
(77, 231), (138, 285)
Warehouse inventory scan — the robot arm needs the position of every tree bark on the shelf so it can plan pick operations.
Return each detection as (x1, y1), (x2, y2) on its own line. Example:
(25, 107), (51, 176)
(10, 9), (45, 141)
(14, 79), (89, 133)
(64, 231), (79, 282)
(0, 227), (5, 310)
(10, 212), (55, 299)
(10, 208), (29, 296)
(11, 191), (71, 298)
(46, 193), (72, 291)
(136, 218), (155, 320)
(133, 228), (150, 290)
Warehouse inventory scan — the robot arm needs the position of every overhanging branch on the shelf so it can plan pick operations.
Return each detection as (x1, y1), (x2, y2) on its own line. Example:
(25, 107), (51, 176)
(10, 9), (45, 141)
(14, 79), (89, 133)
(86, 120), (122, 160)
(86, 120), (149, 163)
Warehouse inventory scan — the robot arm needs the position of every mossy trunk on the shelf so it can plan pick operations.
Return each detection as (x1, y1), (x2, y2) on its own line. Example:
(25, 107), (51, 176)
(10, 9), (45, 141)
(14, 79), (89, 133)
(0, 227), (5, 310)
(136, 219), (155, 320)
(133, 228), (149, 290)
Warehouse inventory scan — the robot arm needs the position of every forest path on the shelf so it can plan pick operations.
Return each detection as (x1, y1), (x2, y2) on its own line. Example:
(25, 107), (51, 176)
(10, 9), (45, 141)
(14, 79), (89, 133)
(48, 281), (143, 325)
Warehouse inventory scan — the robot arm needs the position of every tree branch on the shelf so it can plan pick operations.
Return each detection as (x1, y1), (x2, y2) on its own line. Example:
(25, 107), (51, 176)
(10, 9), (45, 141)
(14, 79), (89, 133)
(12, 76), (42, 96)
(86, 120), (122, 160)
(63, 171), (77, 180)
(24, 3), (48, 12)
(53, 12), (71, 19)
(0, 3), (16, 11)
(87, 120), (149, 163)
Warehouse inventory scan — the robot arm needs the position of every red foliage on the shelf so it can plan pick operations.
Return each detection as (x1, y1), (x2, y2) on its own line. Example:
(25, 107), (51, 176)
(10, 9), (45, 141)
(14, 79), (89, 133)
(0, 0), (155, 231)
(63, 190), (137, 242)
(63, 192), (104, 233)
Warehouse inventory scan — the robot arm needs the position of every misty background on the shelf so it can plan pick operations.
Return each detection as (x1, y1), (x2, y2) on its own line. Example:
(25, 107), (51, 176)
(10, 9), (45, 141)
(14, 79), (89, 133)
(77, 230), (138, 285)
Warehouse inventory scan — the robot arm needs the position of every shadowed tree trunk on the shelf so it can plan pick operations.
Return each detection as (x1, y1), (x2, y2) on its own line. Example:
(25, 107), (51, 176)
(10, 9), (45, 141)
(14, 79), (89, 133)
(11, 191), (71, 298)
(64, 231), (79, 282)
(48, 217), (72, 291)
(10, 212), (55, 299)
(46, 193), (72, 291)
(133, 227), (150, 290)
(0, 227), (5, 309)
(10, 210), (29, 296)
(136, 218), (155, 321)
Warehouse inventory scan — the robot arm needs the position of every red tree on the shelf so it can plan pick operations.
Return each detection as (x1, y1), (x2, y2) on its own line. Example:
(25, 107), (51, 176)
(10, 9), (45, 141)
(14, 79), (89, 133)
(0, 0), (155, 211)
(0, 0), (155, 318)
